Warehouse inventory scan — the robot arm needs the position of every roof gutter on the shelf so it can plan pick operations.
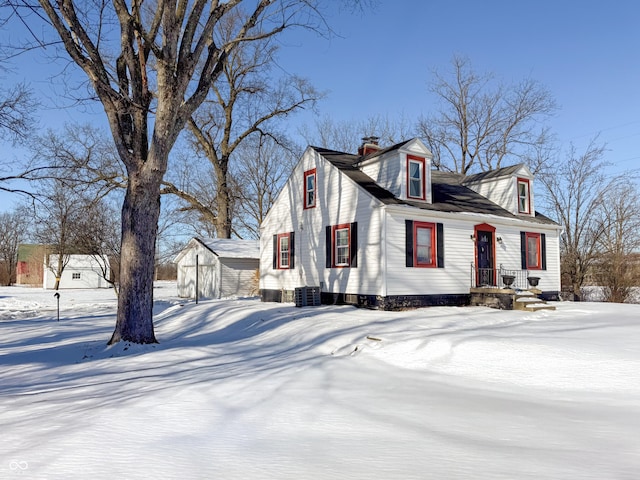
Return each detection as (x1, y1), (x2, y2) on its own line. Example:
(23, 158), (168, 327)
(381, 204), (563, 231)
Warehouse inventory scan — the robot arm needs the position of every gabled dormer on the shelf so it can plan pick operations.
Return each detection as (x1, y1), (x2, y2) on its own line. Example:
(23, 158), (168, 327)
(461, 164), (536, 217)
(356, 137), (434, 204)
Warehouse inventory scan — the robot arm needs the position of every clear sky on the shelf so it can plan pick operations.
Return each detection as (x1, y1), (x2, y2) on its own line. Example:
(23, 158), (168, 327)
(1, 0), (638, 212)
(275, 0), (639, 171)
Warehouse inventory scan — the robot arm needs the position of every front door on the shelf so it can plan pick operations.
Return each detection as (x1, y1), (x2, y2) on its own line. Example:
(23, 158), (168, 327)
(475, 226), (495, 286)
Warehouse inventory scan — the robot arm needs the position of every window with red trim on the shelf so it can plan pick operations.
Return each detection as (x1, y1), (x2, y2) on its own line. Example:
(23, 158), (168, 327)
(333, 224), (350, 267)
(414, 221), (436, 267)
(304, 169), (316, 209)
(407, 155), (426, 200)
(517, 177), (531, 214)
(325, 223), (357, 268)
(525, 232), (541, 269)
(277, 233), (291, 269)
(405, 220), (444, 268)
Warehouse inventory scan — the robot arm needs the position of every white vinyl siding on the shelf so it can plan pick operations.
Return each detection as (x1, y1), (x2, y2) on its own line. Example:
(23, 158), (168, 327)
(385, 214), (474, 295)
(260, 147), (385, 296)
(384, 210), (561, 296)
(465, 177), (515, 213)
(463, 167), (535, 217)
(359, 153), (402, 198)
(359, 140), (433, 203)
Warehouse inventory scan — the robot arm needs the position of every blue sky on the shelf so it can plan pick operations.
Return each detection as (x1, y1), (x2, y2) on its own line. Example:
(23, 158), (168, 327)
(1, 0), (638, 212)
(275, 0), (639, 170)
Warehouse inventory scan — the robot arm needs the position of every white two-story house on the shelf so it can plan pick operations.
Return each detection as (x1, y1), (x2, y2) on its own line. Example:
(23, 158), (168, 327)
(259, 137), (561, 309)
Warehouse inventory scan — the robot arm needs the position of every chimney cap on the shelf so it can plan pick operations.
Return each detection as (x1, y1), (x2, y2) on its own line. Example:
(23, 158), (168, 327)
(358, 135), (381, 156)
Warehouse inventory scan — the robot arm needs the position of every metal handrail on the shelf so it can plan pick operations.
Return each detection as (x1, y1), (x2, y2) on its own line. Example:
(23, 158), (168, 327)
(470, 263), (530, 289)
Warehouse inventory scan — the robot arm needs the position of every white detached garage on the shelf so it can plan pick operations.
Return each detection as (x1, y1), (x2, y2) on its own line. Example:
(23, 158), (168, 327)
(175, 238), (259, 300)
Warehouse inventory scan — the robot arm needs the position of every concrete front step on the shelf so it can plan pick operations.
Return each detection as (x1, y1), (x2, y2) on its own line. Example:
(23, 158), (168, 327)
(470, 287), (556, 311)
(514, 295), (556, 311)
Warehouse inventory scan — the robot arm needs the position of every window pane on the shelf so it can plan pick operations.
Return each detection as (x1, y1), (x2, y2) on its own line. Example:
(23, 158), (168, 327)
(409, 179), (421, 198)
(408, 161), (422, 198)
(518, 181), (529, 213)
(409, 162), (420, 179)
(335, 228), (349, 265)
(416, 226), (433, 264)
(305, 172), (316, 208)
(280, 237), (289, 267)
(527, 236), (538, 267)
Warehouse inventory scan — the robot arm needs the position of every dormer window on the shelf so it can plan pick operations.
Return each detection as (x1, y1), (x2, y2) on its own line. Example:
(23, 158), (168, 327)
(517, 177), (531, 214)
(407, 155), (426, 200)
(304, 168), (316, 209)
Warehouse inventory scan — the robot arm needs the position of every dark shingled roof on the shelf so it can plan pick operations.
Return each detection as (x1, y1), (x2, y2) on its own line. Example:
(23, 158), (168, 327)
(314, 147), (557, 226)
(462, 164), (524, 183)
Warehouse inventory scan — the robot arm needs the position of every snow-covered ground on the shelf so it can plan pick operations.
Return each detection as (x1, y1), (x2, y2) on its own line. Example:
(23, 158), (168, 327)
(1, 282), (639, 479)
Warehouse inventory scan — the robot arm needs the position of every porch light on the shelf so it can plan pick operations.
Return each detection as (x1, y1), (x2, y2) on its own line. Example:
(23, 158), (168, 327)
(497, 236), (503, 244)
(470, 234), (476, 241)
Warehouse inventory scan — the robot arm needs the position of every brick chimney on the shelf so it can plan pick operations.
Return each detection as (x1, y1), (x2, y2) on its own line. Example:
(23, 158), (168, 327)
(358, 136), (381, 156)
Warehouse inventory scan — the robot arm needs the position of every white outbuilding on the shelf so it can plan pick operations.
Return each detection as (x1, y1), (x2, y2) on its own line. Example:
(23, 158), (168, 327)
(43, 254), (111, 289)
(174, 238), (260, 300)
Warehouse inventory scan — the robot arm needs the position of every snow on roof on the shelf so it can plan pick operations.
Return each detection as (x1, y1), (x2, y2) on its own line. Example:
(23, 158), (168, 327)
(195, 238), (259, 259)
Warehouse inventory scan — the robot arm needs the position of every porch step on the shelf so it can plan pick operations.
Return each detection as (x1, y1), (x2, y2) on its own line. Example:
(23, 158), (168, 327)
(514, 294), (555, 311)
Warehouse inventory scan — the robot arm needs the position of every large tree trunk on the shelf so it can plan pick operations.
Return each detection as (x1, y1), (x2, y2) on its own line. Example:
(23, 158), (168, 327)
(108, 170), (161, 345)
(216, 172), (232, 239)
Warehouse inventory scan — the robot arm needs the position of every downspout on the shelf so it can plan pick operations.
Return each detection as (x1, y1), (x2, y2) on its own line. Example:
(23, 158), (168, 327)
(381, 205), (387, 298)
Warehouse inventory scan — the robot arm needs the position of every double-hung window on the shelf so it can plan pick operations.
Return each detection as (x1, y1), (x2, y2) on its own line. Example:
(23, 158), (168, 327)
(414, 222), (436, 267)
(520, 231), (546, 270)
(407, 155), (426, 200)
(304, 169), (316, 209)
(278, 234), (290, 269)
(517, 178), (531, 214)
(334, 225), (350, 266)
(405, 220), (444, 268)
(273, 232), (295, 270)
(325, 223), (358, 268)
(525, 232), (541, 269)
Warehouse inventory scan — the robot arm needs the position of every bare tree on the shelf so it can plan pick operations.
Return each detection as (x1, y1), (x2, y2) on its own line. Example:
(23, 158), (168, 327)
(233, 134), (297, 238)
(418, 55), (557, 174)
(74, 198), (121, 293)
(299, 113), (415, 153)
(539, 140), (613, 301)
(32, 179), (91, 289)
(162, 16), (321, 239)
(593, 178), (640, 303)
(0, 82), (37, 143)
(0, 13), (38, 142)
(10, 0), (332, 344)
(0, 207), (31, 285)
(32, 123), (127, 194)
